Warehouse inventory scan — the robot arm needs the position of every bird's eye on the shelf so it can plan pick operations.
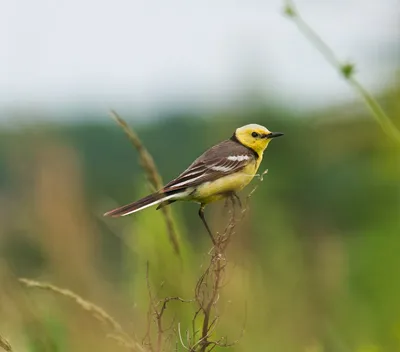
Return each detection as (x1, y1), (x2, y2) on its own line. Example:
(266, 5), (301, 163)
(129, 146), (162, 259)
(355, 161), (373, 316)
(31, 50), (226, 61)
(251, 132), (258, 138)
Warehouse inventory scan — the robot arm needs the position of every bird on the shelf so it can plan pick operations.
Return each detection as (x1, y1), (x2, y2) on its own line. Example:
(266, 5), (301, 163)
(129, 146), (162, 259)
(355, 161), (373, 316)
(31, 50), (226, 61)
(104, 124), (283, 244)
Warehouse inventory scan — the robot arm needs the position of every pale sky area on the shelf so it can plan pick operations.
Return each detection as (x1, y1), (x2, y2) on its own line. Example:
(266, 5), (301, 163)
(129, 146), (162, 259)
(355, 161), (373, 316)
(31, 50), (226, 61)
(1, 0), (399, 122)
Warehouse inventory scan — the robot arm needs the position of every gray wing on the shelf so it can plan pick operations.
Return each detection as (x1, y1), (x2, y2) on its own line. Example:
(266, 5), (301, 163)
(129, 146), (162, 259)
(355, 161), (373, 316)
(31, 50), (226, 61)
(162, 139), (255, 192)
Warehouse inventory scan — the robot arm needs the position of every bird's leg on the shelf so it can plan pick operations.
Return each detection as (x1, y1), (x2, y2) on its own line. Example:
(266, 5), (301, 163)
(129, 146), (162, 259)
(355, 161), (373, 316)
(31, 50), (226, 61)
(229, 193), (237, 218)
(227, 192), (242, 219)
(198, 204), (216, 245)
(232, 192), (242, 209)
(223, 197), (229, 210)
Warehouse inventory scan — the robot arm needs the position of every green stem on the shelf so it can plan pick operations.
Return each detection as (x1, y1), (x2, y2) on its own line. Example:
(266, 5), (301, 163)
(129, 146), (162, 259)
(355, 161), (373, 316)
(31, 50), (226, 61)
(284, 0), (400, 144)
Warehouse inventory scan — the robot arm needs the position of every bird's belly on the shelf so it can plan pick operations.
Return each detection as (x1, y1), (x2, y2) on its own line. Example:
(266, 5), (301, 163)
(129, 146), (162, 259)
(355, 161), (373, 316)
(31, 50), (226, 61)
(192, 166), (257, 204)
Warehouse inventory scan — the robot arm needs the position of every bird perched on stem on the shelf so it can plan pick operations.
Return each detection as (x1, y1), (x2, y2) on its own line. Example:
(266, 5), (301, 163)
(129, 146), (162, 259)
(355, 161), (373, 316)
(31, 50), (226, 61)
(104, 124), (283, 244)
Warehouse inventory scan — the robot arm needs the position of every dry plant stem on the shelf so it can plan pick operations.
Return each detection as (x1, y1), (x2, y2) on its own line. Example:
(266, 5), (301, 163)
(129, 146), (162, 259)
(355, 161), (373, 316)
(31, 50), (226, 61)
(283, 0), (400, 144)
(199, 261), (223, 352)
(191, 173), (267, 352)
(144, 172), (266, 351)
(19, 278), (146, 352)
(195, 220), (233, 352)
(144, 263), (193, 352)
(0, 335), (12, 352)
(109, 110), (180, 255)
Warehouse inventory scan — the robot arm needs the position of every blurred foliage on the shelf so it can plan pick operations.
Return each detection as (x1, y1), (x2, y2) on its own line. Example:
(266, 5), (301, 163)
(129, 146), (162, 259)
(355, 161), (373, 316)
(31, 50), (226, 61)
(0, 83), (399, 351)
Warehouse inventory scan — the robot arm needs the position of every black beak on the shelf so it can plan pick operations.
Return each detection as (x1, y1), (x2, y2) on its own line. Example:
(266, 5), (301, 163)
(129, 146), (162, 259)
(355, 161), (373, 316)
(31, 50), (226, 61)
(266, 132), (284, 139)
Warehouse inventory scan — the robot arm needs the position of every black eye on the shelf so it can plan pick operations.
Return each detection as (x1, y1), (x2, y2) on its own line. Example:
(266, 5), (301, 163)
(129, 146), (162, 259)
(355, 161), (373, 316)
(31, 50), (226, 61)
(251, 132), (258, 138)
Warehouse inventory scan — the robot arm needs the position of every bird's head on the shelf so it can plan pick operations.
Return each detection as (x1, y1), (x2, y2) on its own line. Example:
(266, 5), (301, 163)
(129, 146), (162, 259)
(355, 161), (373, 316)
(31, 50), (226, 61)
(234, 124), (284, 154)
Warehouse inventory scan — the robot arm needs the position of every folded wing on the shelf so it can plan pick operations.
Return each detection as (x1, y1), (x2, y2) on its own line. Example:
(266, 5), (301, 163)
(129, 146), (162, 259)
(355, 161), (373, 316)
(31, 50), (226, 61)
(162, 141), (254, 192)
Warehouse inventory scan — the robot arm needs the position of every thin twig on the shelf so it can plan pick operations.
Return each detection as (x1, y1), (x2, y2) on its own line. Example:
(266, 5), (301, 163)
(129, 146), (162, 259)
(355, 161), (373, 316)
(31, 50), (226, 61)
(283, 0), (400, 144)
(145, 263), (193, 351)
(178, 323), (189, 351)
(195, 171), (265, 351)
(144, 263), (155, 352)
(109, 110), (181, 255)
(193, 197), (241, 351)
(149, 170), (265, 351)
(19, 278), (146, 352)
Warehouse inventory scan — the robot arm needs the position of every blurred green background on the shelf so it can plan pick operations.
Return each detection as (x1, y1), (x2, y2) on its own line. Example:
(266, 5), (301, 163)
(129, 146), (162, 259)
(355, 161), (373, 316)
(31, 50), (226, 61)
(1, 1), (400, 351)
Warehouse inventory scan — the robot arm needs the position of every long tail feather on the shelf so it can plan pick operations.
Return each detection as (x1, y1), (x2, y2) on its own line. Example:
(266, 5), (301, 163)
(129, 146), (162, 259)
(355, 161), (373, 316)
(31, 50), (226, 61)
(104, 193), (172, 217)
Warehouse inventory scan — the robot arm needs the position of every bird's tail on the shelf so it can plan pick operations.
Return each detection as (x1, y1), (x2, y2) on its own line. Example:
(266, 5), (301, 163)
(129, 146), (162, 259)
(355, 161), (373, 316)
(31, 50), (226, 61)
(104, 192), (175, 217)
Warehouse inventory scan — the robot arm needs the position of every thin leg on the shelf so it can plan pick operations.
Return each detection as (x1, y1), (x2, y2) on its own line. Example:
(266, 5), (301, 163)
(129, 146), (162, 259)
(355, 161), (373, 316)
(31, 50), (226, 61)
(198, 204), (216, 245)
(223, 197), (229, 209)
(232, 192), (242, 209)
(229, 194), (237, 218)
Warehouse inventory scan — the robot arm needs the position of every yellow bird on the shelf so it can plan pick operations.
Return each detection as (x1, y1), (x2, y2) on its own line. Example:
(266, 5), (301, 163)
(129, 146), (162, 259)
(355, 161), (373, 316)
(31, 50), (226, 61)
(104, 124), (283, 243)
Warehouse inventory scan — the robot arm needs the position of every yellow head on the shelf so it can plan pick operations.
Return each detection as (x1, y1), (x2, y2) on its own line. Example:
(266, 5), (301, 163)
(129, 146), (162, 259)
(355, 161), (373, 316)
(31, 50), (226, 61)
(234, 123), (283, 155)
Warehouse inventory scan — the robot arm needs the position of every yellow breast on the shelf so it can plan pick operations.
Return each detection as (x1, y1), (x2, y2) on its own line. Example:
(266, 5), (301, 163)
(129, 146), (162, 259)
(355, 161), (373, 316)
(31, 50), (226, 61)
(192, 157), (262, 204)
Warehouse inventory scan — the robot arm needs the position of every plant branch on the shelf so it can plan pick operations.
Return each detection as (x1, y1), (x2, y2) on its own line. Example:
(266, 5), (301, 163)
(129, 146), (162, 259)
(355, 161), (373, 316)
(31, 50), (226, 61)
(283, 0), (400, 144)
(109, 110), (180, 255)
(144, 263), (193, 351)
(19, 278), (146, 352)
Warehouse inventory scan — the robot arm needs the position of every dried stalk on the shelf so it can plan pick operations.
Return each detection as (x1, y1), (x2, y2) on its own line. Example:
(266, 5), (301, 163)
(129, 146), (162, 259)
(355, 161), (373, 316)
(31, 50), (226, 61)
(109, 110), (180, 255)
(143, 263), (193, 352)
(19, 278), (146, 352)
(185, 170), (267, 351)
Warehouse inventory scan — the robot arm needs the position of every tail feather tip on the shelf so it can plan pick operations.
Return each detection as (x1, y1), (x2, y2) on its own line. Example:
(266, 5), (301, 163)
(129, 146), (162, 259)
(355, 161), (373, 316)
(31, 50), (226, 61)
(103, 210), (117, 217)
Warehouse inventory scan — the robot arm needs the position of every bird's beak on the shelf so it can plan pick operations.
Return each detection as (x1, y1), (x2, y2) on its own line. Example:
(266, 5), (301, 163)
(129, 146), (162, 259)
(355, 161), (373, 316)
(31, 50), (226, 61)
(266, 132), (284, 139)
